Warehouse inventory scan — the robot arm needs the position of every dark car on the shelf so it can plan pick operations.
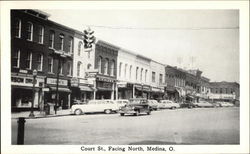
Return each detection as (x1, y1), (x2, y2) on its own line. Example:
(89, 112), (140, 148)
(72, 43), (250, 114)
(180, 102), (196, 108)
(119, 98), (152, 116)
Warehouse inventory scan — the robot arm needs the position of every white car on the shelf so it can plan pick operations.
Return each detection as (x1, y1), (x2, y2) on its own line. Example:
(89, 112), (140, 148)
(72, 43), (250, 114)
(218, 102), (234, 107)
(148, 100), (159, 110)
(160, 100), (180, 109)
(193, 101), (214, 108)
(71, 100), (119, 115)
(114, 99), (129, 108)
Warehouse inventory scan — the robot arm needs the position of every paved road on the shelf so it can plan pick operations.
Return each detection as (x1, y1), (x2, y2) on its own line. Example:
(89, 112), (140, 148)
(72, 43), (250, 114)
(11, 107), (239, 145)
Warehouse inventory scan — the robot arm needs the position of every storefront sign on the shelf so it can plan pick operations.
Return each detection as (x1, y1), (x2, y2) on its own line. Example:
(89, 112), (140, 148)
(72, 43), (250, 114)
(143, 86), (151, 92)
(71, 77), (79, 87)
(42, 88), (50, 92)
(97, 77), (115, 83)
(97, 81), (113, 89)
(19, 69), (28, 74)
(46, 78), (68, 86)
(117, 82), (127, 88)
(11, 76), (43, 87)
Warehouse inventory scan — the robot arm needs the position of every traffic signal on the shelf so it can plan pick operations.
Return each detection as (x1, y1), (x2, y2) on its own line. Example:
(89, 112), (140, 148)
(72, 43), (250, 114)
(83, 27), (95, 50)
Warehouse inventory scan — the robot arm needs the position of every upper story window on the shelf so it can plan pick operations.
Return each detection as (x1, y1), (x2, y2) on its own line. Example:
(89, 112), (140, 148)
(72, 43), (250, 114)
(37, 54), (43, 71)
(104, 58), (109, 75)
(110, 60), (115, 76)
(14, 19), (21, 38)
(129, 65), (132, 79)
(49, 31), (55, 48)
(48, 57), (53, 73)
(59, 34), (64, 51)
(27, 22), (33, 41)
(77, 61), (82, 77)
(119, 62), (122, 77)
(69, 37), (73, 53)
(98, 56), (102, 74)
(78, 41), (83, 56)
(38, 26), (44, 44)
(140, 68), (143, 82)
(67, 62), (72, 76)
(159, 74), (163, 84)
(26, 52), (32, 69)
(59, 60), (63, 75)
(136, 67), (139, 81)
(87, 63), (92, 70)
(152, 71), (156, 83)
(145, 69), (147, 82)
(12, 49), (20, 68)
(124, 64), (127, 78)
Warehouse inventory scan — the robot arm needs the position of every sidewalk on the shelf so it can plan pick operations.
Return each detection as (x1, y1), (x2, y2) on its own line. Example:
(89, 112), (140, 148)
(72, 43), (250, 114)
(11, 109), (72, 119)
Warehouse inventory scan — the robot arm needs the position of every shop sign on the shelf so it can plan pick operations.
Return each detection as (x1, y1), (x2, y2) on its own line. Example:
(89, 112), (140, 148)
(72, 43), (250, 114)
(97, 81), (112, 89)
(42, 88), (50, 92)
(19, 69), (28, 74)
(46, 78), (68, 86)
(151, 87), (161, 92)
(143, 86), (151, 91)
(97, 77), (114, 83)
(117, 82), (127, 88)
(11, 76), (43, 87)
(71, 77), (79, 87)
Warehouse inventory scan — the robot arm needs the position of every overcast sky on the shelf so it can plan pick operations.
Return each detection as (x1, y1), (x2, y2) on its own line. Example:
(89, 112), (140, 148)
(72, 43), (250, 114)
(43, 9), (239, 82)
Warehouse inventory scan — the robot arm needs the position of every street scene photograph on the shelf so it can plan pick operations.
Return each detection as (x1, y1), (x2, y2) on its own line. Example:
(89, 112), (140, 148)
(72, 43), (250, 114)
(9, 8), (241, 146)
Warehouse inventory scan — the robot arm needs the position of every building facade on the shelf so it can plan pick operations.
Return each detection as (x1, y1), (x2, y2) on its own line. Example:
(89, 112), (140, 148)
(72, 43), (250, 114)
(11, 10), (75, 111)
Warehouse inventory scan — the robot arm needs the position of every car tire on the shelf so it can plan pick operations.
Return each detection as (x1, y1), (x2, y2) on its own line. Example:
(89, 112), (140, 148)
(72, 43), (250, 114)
(120, 113), (124, 116)
(147, 111), (151, 115)
(74, 109), (82, 115)
(134, 111), (139, 116)
(104, 109), (112, 114)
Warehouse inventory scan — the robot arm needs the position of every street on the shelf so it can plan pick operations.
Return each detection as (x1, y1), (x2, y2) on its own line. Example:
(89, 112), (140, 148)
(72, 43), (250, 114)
(11, 107), (239, 145)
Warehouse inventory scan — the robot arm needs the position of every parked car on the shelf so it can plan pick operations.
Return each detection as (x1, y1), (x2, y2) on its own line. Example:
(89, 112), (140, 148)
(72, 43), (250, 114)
(193, 101), (214, 108)
(147, 99), (159, 110)
(218, 102), (234, 107)
(114, 99), (129, 108)
(180, 102), (196, 108)
(160, 100), (180, 109)
(71, 99), (119, 115)
(119, 98), (151, 116)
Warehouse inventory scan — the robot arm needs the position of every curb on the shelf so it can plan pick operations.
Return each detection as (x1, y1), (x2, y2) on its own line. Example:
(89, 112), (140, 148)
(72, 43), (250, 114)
(12, 113), (73, 119)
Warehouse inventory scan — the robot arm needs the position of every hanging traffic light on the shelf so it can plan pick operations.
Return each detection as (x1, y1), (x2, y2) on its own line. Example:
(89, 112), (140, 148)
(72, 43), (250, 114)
(83, 27), (95, 51)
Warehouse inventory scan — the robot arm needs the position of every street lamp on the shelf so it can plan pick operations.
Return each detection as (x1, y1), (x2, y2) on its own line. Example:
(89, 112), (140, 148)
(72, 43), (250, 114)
(29, 69), (37, 118)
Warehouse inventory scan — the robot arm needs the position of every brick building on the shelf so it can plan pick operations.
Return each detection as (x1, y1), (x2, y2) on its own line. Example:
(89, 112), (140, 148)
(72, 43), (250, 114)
(11, 10), (75, 111)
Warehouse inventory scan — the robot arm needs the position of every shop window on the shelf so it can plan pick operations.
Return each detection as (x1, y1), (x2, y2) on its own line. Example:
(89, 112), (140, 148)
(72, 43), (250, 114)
(49, 31), (55, 48)
(12, 49), (20, 68)
(38, 25), (44, 44)
(78, 41), (83, 56)
(26, 52), (32, 69)
(152, 71), (155, 83)
(37, 54), (43, 71)
(14, 19), (21, 38)
(48, 57), (53, 73)
(59, 34), (64, 51)
(27, 22), (33, 41)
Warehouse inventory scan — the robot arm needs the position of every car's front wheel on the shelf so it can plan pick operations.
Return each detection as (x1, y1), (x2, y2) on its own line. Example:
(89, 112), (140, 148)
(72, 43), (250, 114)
(104, 109), (112, 114)
(134, 110), (139, 116)
(74, 109), (82, 115)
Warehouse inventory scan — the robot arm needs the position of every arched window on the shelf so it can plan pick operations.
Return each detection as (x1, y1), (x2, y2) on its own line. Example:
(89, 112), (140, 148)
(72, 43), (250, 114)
(98, 56), (102, 73)
(119, 62), (122, 77)
(129, 65), (132, 79)
(136, 67), (139, 80)
(14, 19), (21, 38)
(87, 64), (92, 70)
(140, 68), (143, 82)
(27, 22), (33, 41)
(145, 69), (147, 82)
(110, 60), (115, 76)
(49, 31), (55, 48)
(78, 41), (83, 56)
(59, 34), (64, 50)
(77, 61), (82, 77)
(37, 54), (43, 71)
(104, 58), (109, 75)
(38, 25), (44, 44)
(124, 64), (127, 78)
(69, 37), (73, 53)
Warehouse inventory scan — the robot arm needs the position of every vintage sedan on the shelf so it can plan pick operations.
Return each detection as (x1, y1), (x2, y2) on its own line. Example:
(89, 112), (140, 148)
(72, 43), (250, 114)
(147, 99), (159, 110)
(119, 98), (151, 116)
(193, 101), (214, 108)
(160, 100), (180, 109)
(114, 99), (129, 108)
(71, 100), (119, 115)
(218, 102), (234, 107)
(180, 102), (196, 109)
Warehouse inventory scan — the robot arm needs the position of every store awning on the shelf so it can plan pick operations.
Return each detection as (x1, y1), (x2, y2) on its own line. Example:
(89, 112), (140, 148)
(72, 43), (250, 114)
(79, 86), (93, 92)
(50, 87), (71, 93)
(97, 87), (113, 91)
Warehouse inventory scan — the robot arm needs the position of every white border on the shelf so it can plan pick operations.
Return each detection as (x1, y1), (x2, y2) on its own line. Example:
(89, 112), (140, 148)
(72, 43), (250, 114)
(1, 1), (249, 154)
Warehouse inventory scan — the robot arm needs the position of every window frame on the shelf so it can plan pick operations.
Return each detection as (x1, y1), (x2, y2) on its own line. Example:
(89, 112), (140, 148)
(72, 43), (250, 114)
(14, 19), (21, 38)
(12, 49), (20, 68)
(48, 57), (53, 73)
(27, 22), (33, 41)
(38, 25), (44, 44)
(49, 31), (55, 48)
(59, 34), (64, 51)
(37, 54), (43, 71)
(26, 52), (32, 69)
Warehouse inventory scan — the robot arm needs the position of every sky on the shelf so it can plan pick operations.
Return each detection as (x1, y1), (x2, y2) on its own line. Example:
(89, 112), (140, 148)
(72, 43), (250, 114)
(43, 9), (239, 83)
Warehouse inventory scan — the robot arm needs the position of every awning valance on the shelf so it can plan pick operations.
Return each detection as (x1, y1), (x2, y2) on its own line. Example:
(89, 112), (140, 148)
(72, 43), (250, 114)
(50, 87), (71, 93)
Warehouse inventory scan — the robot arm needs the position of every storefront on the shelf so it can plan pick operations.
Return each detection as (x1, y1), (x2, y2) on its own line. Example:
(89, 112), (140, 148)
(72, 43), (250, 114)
(150, 86), (165, 100)
(164, 85), (179, 101)
(134, 84), (151, 99)
(117, 82), (133, 99)
(44, 77), (71, 109)
(95, 75), (116, 100)
(11, 73), (45, 112)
